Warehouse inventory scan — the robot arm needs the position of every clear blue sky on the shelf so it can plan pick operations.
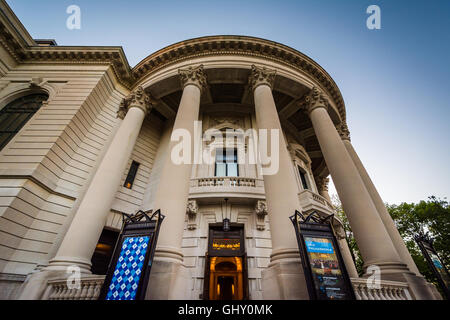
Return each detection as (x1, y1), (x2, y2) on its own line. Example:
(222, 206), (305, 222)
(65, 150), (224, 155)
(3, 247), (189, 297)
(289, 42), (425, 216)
(6, 0), (450, 204)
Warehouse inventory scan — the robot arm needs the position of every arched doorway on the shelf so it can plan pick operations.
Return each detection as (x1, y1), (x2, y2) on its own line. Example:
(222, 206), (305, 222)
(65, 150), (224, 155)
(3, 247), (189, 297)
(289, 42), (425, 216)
(209, 257), (244, 300)
(203, 223), (248, 300)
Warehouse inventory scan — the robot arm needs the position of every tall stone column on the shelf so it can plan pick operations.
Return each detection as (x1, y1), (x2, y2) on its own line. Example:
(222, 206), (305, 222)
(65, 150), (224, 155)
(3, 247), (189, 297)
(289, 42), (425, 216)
(48, 87), (153, 272)
(146, 65), (206, 300)
(303, 87), (409, 277)
(250, 65), (309, 300)
(18, 87), (153, 299)
(337, 123), (436, 299)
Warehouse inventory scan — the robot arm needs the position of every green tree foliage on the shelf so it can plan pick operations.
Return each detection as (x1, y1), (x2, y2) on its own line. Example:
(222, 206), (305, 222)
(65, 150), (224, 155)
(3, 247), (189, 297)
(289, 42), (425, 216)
(386, 196), (450, 285)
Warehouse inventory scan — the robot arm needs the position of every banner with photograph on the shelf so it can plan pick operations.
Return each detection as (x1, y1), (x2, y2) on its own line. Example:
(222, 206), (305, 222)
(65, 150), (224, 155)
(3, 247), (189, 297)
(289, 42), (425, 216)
(304, 236), (351, 300)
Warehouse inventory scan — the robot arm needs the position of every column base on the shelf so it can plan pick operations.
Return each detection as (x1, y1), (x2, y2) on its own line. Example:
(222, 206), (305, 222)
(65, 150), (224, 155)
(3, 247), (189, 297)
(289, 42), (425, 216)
(261, 249), (309, 300)
(145, 247), (193, 300)
(145, 258), (193, 300)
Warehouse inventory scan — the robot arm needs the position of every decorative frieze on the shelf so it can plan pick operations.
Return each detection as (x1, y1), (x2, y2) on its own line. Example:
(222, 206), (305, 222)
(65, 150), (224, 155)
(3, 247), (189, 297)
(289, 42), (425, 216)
(117, 86), (153, 119)
(301, 86), (330, 115)
(249, 65), (277, 91)
(186, 200), (199, 230)
(178, 65), (207, 92)
(254, 200), (268, 231)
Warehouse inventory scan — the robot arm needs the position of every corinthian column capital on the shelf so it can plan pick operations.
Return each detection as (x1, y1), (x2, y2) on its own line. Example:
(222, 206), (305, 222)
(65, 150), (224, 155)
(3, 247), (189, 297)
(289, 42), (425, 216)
(117, 86), (154, 119)
(179, 64), (207, 92)
(301, 86), (330, 115)
(336, 122), (351, 141)
(315, 176), (330, 193)
(249, 65), (276, 91)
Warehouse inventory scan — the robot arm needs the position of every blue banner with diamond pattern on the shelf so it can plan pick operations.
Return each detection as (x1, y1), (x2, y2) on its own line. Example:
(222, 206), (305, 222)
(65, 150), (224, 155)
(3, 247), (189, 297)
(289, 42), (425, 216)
(105, 235), (151, 300)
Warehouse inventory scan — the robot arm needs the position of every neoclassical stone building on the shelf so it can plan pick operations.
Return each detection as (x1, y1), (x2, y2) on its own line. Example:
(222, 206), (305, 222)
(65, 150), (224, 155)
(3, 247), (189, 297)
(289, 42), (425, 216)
(0, 1), (441, 300)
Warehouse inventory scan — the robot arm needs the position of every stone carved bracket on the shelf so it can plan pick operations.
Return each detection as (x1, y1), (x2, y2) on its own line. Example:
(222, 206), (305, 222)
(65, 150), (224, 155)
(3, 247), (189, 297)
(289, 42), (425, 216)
(255, 200), (268, 231)
(301, 86), (330, 115)
(336, 122), (351, 141)
(117, 86), (154, 119)
(179, 65), (208, 92)
(186, 200), (199, 230)
(249, 65), (277, 91)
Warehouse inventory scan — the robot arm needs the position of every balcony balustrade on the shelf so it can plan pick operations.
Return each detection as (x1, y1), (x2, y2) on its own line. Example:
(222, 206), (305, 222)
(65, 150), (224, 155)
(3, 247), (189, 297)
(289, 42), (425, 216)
(44, 275), (412, 300)
(189, 177), (265, 199)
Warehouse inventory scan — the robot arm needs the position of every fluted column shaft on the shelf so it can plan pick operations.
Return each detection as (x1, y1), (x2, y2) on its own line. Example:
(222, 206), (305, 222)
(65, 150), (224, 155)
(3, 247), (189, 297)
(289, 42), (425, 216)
(49, 87), (152, 272)
(153, 65), (206, 262)
(340, 135), (420, 275)
(304, 87), (406, 274)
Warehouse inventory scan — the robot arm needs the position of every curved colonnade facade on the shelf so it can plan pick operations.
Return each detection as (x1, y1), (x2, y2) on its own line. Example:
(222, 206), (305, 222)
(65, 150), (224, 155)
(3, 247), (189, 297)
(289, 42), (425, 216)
(0, 1), (441, 300)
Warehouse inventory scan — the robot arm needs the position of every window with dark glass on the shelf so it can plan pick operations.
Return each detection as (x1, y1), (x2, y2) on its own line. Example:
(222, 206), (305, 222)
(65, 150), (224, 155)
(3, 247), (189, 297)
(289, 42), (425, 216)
(124, 161), (140, 189)
(91, 228), (119, 275)
(0, 94), (48, 151)
(298, 166), (309, 190)
(215, 148), (238, 177)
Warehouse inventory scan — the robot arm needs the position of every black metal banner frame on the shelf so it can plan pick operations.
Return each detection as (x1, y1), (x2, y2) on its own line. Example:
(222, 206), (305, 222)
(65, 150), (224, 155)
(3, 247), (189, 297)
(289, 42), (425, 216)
(98, 209), (165, 300)
(290, 210), (355, 300)
(414, 232), (450, 299)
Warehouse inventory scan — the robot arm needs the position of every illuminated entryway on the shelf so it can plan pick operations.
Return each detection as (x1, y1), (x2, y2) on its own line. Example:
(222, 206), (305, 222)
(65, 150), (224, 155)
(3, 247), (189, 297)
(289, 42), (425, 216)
(203, 223), (248, 300)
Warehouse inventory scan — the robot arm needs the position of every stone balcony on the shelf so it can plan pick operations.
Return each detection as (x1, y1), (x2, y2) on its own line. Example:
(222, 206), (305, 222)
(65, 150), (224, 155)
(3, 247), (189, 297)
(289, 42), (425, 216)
(298, 189), (335, 214)
(189, 177), (265, 199)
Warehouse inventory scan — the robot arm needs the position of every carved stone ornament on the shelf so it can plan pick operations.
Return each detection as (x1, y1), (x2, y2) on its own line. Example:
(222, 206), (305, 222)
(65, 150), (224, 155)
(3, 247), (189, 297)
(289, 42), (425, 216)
(336, 122), (351, 141)
(249, 65), (277, 91)
(186, 200), (199, 230)
(117, 86), (154, 119)
(255, 200), (268, 231)
(178, 65), (207, 92)
(302, 86), (330, 115)
(333, 223), (347, 240)
(315, 176), (330, 193)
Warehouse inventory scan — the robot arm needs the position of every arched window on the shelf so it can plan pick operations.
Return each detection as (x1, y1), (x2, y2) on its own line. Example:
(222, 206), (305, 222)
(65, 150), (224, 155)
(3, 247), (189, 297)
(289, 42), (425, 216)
(0, 94), (48, 151)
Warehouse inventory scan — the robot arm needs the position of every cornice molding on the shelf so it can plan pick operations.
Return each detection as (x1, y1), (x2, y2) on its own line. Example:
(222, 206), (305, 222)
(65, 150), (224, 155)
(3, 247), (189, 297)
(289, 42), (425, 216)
(132, 36), (346, 121)
(0, 10), (346, 120)
(0, 17), (133, 88)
